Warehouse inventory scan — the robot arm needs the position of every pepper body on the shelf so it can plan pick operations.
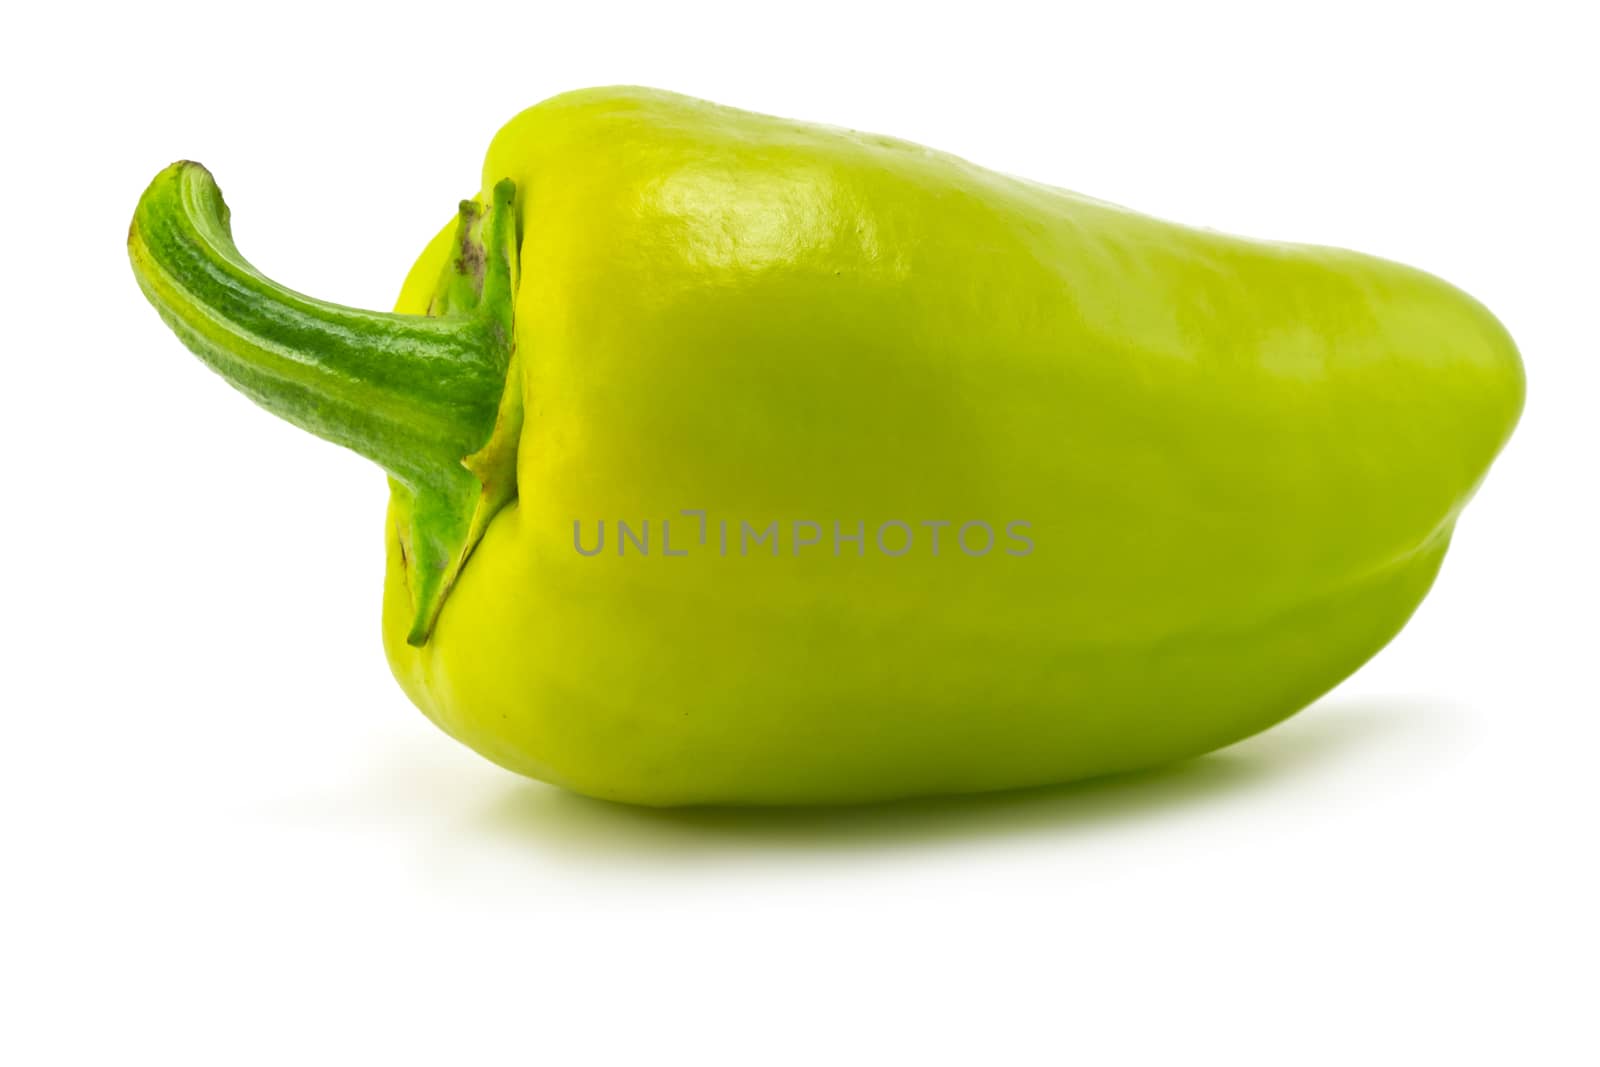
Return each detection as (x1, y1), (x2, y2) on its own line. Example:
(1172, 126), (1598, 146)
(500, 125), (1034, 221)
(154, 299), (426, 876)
(380, 89), (1521, 805)
(129, 88), (1523, 807)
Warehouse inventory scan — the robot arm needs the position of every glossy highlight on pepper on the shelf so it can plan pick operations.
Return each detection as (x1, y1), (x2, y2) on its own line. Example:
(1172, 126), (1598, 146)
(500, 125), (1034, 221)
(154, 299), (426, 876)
(128, 87), (1524, 806)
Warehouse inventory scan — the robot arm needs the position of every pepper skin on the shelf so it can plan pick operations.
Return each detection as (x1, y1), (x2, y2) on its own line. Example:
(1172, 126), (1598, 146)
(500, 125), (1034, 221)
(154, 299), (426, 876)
(129, 87), (1523, 806)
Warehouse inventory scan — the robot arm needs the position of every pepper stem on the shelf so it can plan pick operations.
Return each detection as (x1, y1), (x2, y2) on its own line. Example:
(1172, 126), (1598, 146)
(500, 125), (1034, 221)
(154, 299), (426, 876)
(128, 161), (524, 645)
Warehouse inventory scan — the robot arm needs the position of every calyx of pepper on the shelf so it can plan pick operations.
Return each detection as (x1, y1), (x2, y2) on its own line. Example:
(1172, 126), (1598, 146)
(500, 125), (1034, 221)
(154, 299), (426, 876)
(128, 162), (524, 646)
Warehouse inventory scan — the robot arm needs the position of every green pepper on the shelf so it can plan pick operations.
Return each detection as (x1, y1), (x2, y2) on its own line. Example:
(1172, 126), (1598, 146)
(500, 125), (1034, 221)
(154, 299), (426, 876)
(128, 87), (1523, 806)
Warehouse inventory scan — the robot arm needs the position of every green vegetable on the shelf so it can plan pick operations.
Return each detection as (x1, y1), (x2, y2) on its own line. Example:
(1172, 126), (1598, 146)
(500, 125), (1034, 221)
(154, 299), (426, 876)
(128, 87), (1523, 806)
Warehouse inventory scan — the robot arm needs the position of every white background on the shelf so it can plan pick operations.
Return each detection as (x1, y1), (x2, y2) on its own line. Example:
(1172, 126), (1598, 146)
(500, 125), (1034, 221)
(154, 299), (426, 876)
(3, 2), (1594, 1063)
